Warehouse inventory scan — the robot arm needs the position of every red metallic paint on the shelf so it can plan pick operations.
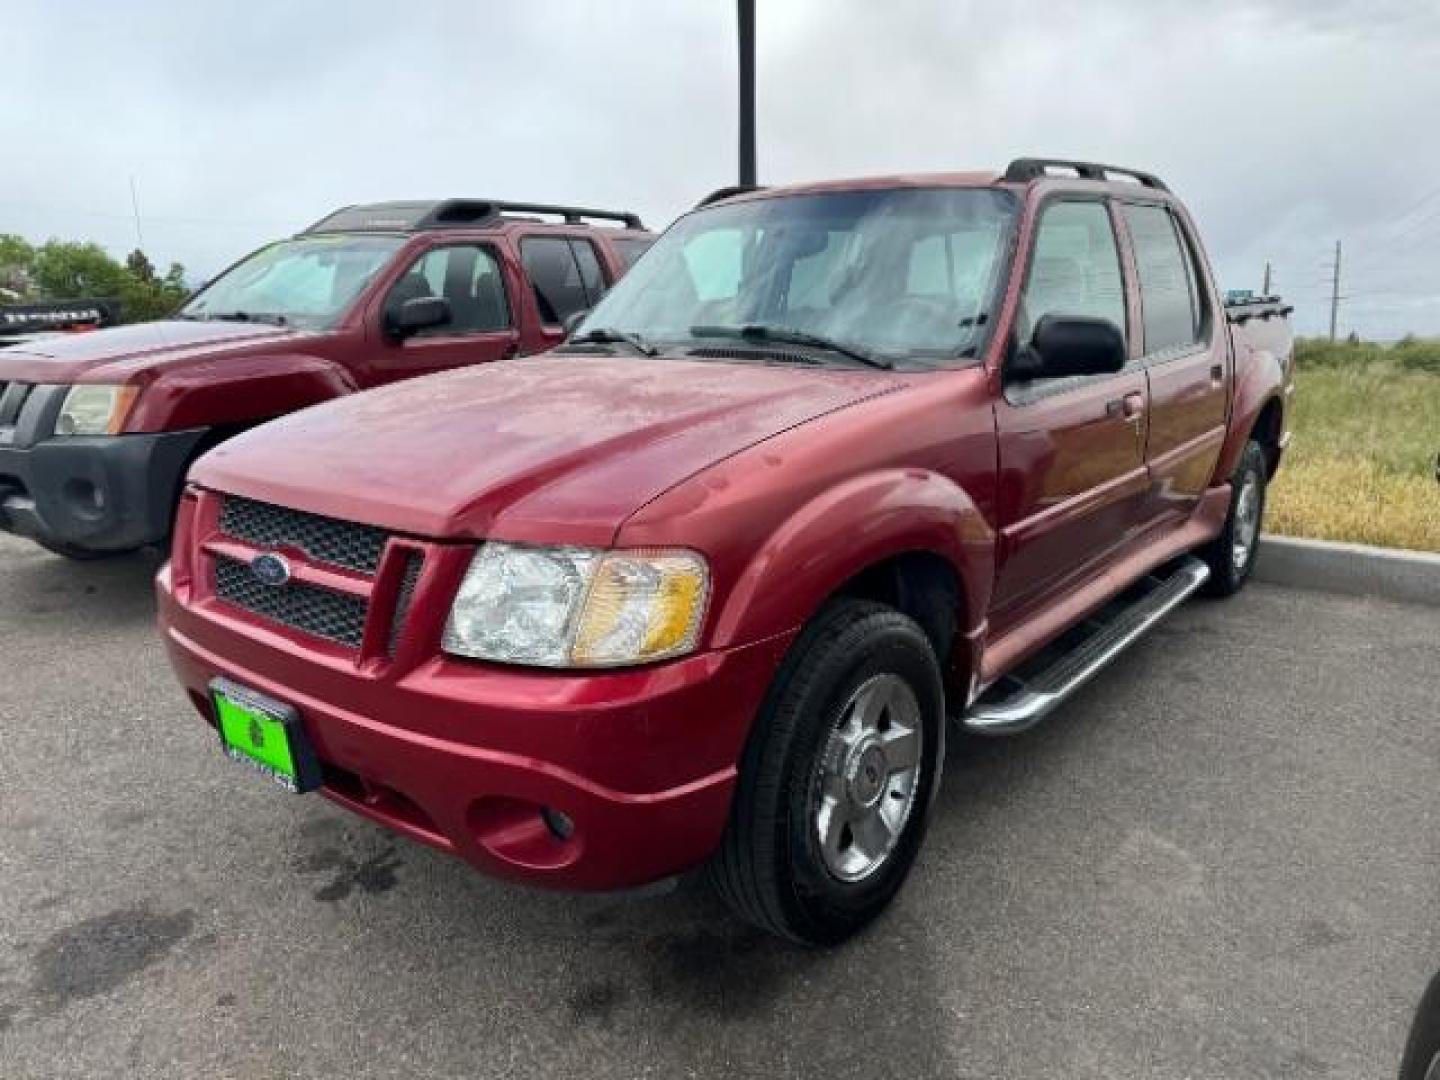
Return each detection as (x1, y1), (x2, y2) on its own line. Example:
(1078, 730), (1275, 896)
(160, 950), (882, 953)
(158, 171), (1292, 891)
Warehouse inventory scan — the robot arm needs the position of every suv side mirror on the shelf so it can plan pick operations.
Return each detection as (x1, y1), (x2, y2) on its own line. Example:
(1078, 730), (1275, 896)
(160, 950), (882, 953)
(388, 296), (452, 339)
(562, 309), (590, 339)
(1011, 314), (1126, 380)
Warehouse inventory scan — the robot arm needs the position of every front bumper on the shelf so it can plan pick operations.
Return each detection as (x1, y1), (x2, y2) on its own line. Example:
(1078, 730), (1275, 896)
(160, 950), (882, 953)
(157, 562), (791, 891)
(0, 425), (205, 553)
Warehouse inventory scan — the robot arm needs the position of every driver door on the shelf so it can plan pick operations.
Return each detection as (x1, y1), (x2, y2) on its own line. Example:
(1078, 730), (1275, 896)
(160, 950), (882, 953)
(990, 198), (1150, 631)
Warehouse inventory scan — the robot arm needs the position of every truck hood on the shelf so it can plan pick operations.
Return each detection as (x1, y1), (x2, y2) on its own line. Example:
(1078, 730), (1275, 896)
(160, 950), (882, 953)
(193, 353), (908, 544)
(0, 320), (321, 384)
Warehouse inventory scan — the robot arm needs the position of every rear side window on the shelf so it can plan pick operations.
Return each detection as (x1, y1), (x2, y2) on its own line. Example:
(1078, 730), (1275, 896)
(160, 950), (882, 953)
(611, 236), (654, 269)
(520, 237), (606, 326)
(1122, 204), (1202, 354)
(570, 240), (606, 302)
(1020, 200), (1127, 343)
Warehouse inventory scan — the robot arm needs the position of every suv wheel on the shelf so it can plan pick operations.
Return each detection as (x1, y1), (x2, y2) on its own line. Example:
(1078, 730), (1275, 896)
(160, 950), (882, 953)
(1201, 438), (1268, 597)
(709, 599), (944, 945)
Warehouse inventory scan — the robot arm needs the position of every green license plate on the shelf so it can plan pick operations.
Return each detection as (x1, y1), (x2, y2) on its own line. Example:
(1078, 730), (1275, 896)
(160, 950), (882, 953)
(211, 679), (321, 793)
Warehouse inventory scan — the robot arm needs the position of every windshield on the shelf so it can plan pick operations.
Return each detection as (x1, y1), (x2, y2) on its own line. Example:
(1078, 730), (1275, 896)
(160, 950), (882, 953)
(181, 234), (405, 329)
(576, 187), (1016, 367)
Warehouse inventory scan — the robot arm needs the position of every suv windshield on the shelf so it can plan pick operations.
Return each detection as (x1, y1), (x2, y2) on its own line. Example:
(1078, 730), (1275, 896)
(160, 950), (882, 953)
(180, 234), (404, 330)
(576, 187), (1016, 367)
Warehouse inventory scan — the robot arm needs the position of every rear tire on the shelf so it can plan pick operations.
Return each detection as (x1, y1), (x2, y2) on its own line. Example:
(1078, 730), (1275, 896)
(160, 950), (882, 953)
(1200, 438), (1267, 597)
(708, 599), (944, 945)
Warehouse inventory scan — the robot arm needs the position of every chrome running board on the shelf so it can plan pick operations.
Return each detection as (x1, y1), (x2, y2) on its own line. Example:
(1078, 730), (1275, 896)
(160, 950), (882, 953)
(963, 557), (1211, 736)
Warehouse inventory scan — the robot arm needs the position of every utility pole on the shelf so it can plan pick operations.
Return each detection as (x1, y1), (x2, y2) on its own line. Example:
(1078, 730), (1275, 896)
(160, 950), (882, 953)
(737, 0), (756, 187)
(1328, 239), (1342, 342)
(1262, 261), (1272, 296)
(128, 175), (145, 252)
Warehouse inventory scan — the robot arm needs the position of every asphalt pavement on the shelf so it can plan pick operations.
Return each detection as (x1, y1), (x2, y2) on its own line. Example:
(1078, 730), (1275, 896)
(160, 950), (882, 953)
(0, 532), (1435, 1078)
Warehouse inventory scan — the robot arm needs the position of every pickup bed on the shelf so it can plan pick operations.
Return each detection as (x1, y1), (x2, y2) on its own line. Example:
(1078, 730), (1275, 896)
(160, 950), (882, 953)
(0, 200), (651, 557)
(157, 158), (1293, 944)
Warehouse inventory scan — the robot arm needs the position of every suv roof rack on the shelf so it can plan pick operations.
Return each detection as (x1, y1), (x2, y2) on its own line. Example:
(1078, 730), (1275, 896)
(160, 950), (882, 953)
(1003, 158), (1169, 193)
(695, 185), (765, 209)
(303, 199), (644, 235)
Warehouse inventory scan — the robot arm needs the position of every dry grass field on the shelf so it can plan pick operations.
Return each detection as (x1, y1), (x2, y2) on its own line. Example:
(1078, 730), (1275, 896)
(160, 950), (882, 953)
(1267, 341), (1440, 552)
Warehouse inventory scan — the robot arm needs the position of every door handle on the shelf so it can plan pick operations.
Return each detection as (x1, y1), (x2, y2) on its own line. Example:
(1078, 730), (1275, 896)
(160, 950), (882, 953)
(1122, 391), (1145, 419)
(1210, 363), (1224, 384)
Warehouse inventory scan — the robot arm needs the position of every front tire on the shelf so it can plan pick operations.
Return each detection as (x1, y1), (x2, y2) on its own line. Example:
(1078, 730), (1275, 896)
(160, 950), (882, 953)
(1200, 438), (1267, 597)
(36, 539), (136, 561)
(709, 599), (944, 945)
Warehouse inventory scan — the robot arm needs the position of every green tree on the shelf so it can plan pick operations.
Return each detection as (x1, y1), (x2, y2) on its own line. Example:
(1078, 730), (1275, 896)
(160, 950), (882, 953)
(0, 233), (35, 298)
(126, 248), (157, 284)
(30, 240), (129, 299)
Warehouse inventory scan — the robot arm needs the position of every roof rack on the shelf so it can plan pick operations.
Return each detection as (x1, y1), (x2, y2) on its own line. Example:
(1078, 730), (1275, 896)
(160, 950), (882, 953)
(1003, 158), (1169, 192)
(694, 184), (765, 209)
(303, 199), (644, 235)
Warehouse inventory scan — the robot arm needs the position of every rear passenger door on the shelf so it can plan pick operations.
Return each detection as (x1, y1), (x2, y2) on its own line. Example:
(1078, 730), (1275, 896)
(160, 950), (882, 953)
(376, 243), (520, 382)
(1119, 203), (1228, 523)
(991, 198), (1150, 628)
(519, 235), (610, 351)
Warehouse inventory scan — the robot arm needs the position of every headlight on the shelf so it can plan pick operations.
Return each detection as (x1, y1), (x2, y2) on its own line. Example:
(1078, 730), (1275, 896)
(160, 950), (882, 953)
(54, 384), (138, 436)
(442, 542), (709, 668)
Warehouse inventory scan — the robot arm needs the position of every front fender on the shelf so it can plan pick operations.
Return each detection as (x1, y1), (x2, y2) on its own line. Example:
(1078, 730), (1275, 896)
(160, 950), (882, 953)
(124, 352), (359, 432)
(710, 468), (995, 650)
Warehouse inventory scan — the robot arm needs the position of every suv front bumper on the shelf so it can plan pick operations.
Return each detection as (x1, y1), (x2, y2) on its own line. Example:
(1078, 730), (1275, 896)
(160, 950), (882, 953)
(157, 562), (792, 891)
(0, 430), (205, 553)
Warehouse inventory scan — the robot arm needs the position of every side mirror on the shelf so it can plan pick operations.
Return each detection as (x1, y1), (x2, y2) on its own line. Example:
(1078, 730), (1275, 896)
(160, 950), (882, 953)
(388, 295), (451, 339)
(562, 309), (590, 339)
(1011, 314), (1126, 380)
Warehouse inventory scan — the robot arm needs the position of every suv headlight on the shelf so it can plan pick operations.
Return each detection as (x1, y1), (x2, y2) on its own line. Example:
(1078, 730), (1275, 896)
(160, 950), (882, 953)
(54, 384), (138, 436)
(442, 543), (709, 668)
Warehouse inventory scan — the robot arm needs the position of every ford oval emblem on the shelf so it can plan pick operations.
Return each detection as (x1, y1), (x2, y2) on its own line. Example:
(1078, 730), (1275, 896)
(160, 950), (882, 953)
(251, 552), (292, 588)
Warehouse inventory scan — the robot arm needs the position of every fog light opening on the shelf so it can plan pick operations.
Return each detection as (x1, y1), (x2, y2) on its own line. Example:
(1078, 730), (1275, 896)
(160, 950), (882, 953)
(541, 806), (575, 841)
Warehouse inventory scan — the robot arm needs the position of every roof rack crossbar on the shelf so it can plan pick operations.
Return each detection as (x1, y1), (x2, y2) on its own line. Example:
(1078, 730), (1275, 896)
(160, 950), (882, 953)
(302, 199), (644, 235)
(1003, 157), (1170, 192)
(444, 200), (644, 230)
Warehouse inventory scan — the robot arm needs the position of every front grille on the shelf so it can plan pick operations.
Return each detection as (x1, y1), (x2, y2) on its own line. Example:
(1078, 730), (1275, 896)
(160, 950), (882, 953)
(219, 495), (388, 576)
(214, 555), (368, 648)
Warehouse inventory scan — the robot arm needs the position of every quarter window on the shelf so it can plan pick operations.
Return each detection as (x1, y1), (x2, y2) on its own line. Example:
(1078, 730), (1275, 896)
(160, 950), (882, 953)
(1020, 201), (1127, 345)
(1122, 204), (1202, 353)
(385, 245), (509, 336)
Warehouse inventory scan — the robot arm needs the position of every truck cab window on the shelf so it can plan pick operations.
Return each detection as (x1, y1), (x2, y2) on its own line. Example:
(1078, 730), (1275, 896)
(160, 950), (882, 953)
(1019, 201), (1127, 347)
(1122, 204), (1202, 354)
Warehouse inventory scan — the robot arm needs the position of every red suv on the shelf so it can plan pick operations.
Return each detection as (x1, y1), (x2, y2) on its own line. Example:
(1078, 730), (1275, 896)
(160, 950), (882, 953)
(0, 199), (651, 559)
(158, 160), (1293, 944)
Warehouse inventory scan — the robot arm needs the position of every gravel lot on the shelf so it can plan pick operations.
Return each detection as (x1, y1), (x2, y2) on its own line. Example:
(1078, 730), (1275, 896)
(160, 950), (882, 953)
(0, 533), (1435, 1078)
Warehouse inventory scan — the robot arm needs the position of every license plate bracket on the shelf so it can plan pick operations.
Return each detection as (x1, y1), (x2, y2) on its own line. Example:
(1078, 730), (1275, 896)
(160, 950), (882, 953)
(210, 678), (323, 794)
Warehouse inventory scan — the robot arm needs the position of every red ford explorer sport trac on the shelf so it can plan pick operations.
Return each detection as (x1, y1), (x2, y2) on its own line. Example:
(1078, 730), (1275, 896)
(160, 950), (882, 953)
(158, 159), (1294, 944)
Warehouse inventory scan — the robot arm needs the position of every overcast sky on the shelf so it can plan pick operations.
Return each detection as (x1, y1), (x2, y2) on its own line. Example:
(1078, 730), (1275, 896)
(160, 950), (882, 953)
(2, 0), (1438, 338)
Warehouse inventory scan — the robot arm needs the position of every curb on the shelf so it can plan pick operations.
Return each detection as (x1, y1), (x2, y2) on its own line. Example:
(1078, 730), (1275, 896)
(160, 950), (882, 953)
(1254, 534), (1440, 607)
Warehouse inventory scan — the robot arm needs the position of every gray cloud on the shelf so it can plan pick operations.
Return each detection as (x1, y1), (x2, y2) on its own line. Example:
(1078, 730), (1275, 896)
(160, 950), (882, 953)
(2, 0), (1437, 337)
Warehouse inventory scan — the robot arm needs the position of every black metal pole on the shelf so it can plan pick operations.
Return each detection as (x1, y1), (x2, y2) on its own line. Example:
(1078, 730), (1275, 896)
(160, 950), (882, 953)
(738, 0), (756, 187)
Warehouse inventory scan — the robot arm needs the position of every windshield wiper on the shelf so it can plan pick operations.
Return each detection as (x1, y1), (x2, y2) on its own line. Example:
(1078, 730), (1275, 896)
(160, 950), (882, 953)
(689, 324), (892, 370)
(200, 311), (288, 327)
(568, 327), (657, 356)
